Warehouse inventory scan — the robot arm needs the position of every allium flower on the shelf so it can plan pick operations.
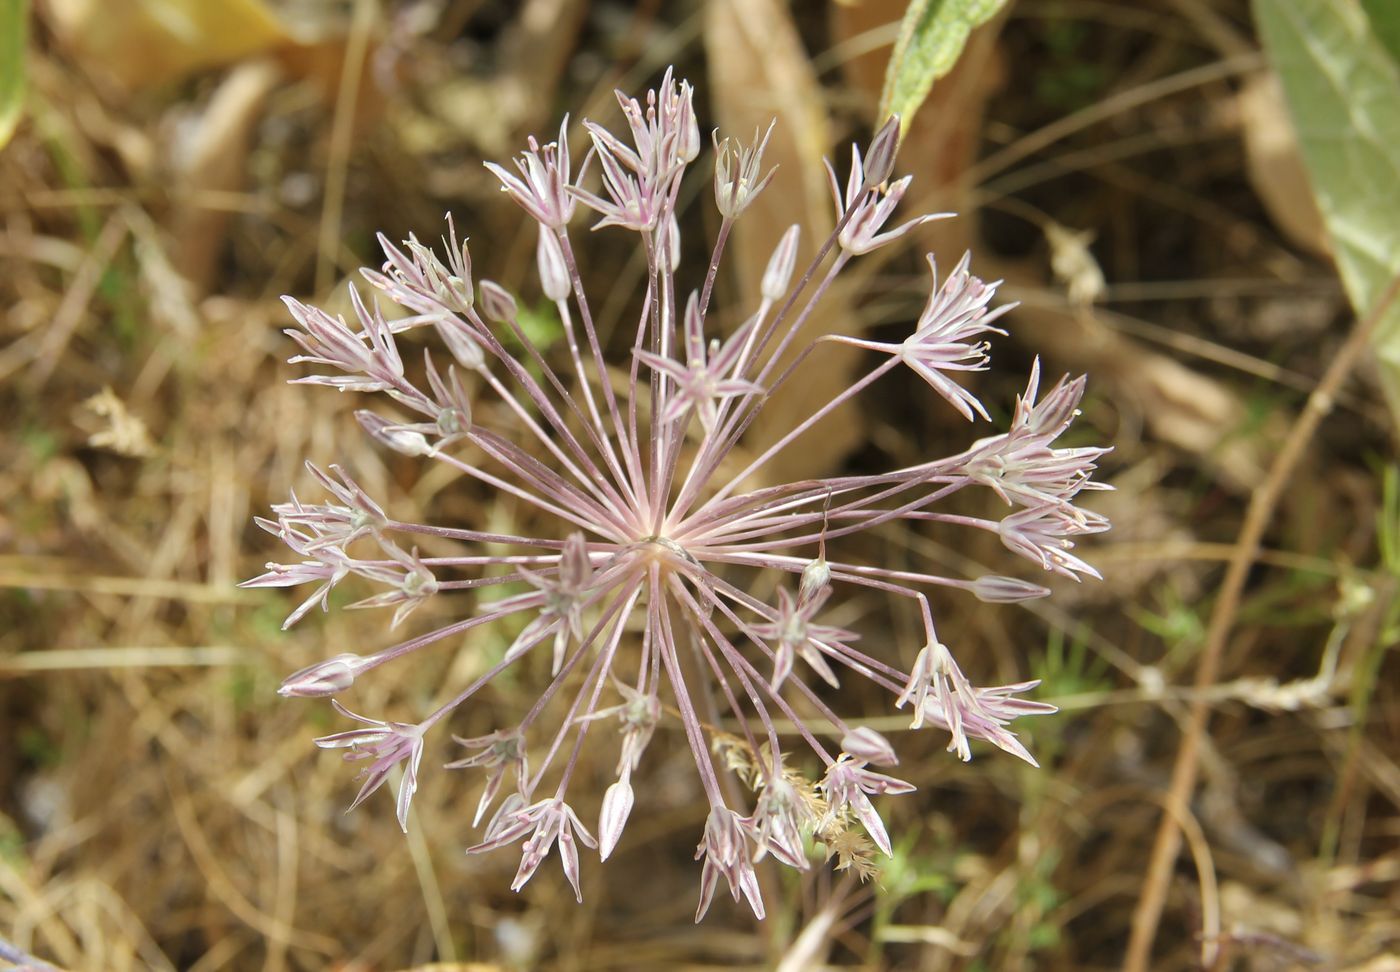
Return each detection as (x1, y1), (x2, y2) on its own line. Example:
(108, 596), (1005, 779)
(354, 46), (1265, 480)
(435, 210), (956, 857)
(247, 70), (1109, 919)
(315, 701), (426, 833)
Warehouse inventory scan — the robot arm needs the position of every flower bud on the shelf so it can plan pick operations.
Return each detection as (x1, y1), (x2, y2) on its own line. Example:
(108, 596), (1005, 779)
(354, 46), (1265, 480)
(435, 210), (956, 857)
(970, 575), (1052, 603)
(761, 225), (800, 302)
(479, 280), (518, 325)
(797, 556), (830, 605)
(841, 726), (898, 766)
(434, 316), (485, 370)
(356, 410), (430, 456)
(536, 229), (571, 302)
(598, 777), (634, 860)
(664, 213), (681, 273)
(676, 81), (701, 163)
(279, 653), (364, 698)
(863, 115), (901, 189)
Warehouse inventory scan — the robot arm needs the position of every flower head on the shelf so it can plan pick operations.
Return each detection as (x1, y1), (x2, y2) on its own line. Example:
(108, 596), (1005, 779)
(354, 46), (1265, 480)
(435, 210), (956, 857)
(252, 70), (1108, 917)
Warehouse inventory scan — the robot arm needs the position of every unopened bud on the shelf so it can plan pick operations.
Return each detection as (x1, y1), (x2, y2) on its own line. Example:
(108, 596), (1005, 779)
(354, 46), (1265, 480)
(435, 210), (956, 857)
(863, 115), (901, 189)
(970, 575), (1051, 604)
(598, 777), (634, 860)
(479, 280), (518, 325)
(536, 229), (571, 302)
(677, 82), (701, 162)
(798, 556), (831, 605)
(559, 532), (594, 589)
(841, 726), (898, 766)
(665, 213), (681, 273)
(434, 316), (485, 370)
(279, 653), (364, 698)
(356, 410), (429, 456)
(762, 225), (801, 301)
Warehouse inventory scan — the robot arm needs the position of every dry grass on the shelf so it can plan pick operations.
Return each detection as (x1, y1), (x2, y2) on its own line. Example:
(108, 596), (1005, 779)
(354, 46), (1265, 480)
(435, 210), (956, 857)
(3, 1), (1398, 970)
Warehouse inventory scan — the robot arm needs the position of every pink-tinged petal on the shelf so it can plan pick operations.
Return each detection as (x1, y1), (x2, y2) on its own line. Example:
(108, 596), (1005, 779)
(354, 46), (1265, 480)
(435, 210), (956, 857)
(558, 826), (584, 901)
(850, 790), (893, 857)
(395, 739), (424, 833)
(694, 864), (720, 922)
(738, 866), (765, 920)
(895, 643), (934, 722)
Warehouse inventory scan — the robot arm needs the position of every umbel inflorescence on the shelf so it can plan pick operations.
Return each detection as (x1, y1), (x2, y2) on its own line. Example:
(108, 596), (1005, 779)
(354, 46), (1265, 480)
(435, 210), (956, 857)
(246, 70), (1109, 919)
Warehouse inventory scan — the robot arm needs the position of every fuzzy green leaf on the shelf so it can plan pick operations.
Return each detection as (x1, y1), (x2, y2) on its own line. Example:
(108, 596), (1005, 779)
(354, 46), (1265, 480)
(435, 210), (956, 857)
(878, 0), (1009, 135)
(0, 0), (26, 149)
(1256, 0), (1400, 423)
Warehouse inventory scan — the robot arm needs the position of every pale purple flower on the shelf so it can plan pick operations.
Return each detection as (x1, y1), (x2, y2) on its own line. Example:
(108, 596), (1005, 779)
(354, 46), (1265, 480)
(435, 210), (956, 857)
(898, 640), (1056, 764)
(446, 728), (527, 826)
(820, 756), (915, 856)
(742, 775), (814, 869)
(959, 358), (1111, 507)
(284, 286), (406, 393)
(634, 293), (762, 432)
(576, 678), (661, 775)
(241, 546), (349, 629)
(364, 217), (478, 362)
(466, 797), (597, 902)
(998, 504), (1108, 580)
(915, 681), (1057, 767)
(343, 539), (438, 628)
(749, 586), (853, 690)
(695, 807), (764, 921)
(484, 117), (576, 230)
(827, 143), (950, 254)
(829, 252), (1010, 420)
(713, 124), (777, 219)
(257, 464), (385, 561)
(505, 532), (595, 674)
(315, 701), (426, 833)
(250, 70), (1108, 918)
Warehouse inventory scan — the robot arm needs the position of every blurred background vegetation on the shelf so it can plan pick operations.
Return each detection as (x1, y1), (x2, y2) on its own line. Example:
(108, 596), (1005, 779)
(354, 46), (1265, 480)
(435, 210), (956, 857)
(2, 0), (1398, 969)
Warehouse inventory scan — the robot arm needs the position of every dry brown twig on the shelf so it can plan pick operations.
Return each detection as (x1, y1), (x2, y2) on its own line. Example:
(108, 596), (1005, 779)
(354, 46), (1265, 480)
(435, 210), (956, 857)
(1125, 270), (1400, 971)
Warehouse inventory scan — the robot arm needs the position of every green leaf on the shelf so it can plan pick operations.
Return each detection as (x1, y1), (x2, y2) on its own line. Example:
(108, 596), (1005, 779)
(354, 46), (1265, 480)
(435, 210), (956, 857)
(0, 0), (27, 149)
(1360, 0), (1400, 68)
(879, 0), (1009, 133)
(1256, 0), (1400, 424)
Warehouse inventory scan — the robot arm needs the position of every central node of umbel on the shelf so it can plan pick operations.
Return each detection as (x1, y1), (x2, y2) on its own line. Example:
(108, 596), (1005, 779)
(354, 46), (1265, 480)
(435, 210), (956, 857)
(633, 534), (698, 569)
